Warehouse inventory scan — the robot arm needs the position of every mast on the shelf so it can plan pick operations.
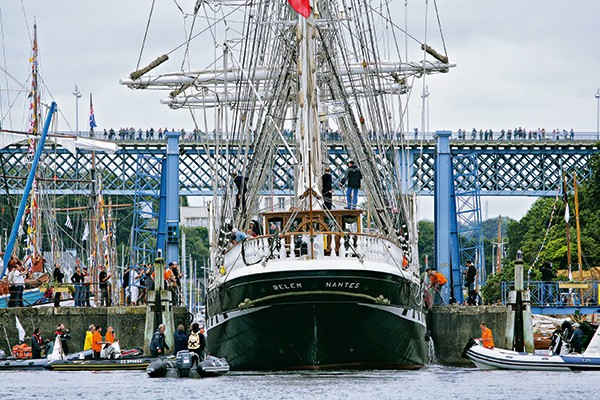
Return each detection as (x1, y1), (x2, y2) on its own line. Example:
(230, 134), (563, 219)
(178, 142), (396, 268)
(563, 175), (572, 280)
(496, 215), (502, 275)
(295, 1), (321, 201)
(1, 102), (56, 276)
(573, 173), (583, 281)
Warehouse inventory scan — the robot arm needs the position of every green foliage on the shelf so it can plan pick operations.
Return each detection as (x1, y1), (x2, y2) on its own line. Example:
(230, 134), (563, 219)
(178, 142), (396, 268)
(482, 152), (600, 303)
(417, 220), (434, 270)
(182, 226), (210, 272)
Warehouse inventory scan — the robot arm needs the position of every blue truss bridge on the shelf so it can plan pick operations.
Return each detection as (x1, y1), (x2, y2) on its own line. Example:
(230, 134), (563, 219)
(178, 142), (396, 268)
(0, 133), (597, 197)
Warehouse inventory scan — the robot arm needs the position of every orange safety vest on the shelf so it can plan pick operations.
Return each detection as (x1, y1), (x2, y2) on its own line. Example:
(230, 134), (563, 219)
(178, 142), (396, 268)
(105, 331), (115, 345)
(481, 327), (494, 349)
(92, 331), (103, 352)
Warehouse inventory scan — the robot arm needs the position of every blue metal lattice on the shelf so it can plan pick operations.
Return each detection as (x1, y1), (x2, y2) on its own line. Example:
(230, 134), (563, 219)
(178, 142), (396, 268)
(130, 155), (163, 266)
(452, 154), (485, 286)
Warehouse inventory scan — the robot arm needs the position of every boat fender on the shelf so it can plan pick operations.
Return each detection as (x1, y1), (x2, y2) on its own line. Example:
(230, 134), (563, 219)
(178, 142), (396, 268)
(146, 359), (168, 378)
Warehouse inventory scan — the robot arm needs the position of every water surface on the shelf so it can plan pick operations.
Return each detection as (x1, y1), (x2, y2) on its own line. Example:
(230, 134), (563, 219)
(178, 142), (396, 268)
(3, 365), (599, 399)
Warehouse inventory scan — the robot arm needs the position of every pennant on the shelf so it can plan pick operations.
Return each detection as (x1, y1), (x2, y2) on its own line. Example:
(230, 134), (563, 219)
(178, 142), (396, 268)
(82, 222), (89, 242)
(16, 316), (26, 342)
(65, 214), (73, 230)
(287, 0), (311, 18)
(564, 203), (570, 224)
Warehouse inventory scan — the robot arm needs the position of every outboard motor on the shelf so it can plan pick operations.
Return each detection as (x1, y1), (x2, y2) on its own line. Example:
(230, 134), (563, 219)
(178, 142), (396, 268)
(176, 350), (198, 378)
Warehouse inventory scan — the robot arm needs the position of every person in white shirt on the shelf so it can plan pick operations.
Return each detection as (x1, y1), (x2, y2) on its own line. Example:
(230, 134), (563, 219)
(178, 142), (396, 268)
(12, 265), (26, 307)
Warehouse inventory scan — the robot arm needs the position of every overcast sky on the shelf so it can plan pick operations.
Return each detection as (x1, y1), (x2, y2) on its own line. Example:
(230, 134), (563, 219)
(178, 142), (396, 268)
(1, 1), (599, 219)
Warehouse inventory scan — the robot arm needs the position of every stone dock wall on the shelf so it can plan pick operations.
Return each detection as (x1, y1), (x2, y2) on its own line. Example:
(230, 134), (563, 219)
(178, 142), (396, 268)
(1, 304), (510, 365)
(429, 305), (511, 365)
(0, 306), (189, 353)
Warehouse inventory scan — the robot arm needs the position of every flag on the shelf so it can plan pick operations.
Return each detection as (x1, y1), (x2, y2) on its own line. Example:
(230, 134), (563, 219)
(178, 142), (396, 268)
(82, 222), (89, 242)
(65, 213), (73, 230)
(16, 316), (26, 342)
(287, 0), (311, 18)
(89, 94), (97, 129)
(564, 203), (570, 224)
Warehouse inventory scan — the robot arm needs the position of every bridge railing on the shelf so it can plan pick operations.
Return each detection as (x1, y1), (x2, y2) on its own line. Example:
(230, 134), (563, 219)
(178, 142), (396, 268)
(59, 130), (600, 143)
(501, 280), (599, 307)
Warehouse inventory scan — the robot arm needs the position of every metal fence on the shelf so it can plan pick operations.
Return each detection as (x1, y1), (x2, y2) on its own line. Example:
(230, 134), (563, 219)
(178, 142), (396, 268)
(501, 280), (600, 307)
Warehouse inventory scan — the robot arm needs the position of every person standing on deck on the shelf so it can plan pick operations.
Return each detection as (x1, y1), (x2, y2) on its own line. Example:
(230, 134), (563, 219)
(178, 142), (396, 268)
(187, 322), (206, 359)
(84, 324), (95, 351)
(31, 328), (44, 359)
(478, 322), (495, 349)
(173, 324), (188, 355)
(55, 324), (71, 355)
(322, 167), (333, 210)
(340, 160), (362, 210)
(52, 263), (64, 307)
(464, 260), (478, 305)
(98, 265), (111, 306)
(570, 323), (583, 353)
(150, 324), (170, 357)
(92, 325), (104, 360)
(71, 266), (84, 307)
(540, 262), (556, 305)
(82, 267), (92, 307)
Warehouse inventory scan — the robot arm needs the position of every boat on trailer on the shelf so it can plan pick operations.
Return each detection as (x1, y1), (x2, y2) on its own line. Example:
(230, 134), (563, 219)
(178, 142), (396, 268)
(463, 326), (600, 371)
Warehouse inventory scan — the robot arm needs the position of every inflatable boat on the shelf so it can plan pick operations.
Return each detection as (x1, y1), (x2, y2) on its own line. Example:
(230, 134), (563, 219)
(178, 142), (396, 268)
(44, 340), (150, 371)
(463, 325), (600, 371)
(147, 351), (229, 378)
(0, 338), (93, 370)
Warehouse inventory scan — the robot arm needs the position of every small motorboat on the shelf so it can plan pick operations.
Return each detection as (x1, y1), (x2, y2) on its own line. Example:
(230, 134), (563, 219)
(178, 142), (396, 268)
(0, 337), (93, 370)
(463, 324), (600, 371)
(45, 340), (151, 371)
(147, 351), (229, 378)
(45, 356), (156, 371)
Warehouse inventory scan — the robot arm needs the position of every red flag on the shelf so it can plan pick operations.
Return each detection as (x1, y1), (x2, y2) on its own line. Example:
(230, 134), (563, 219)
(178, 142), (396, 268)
(287, 0), (310, 18)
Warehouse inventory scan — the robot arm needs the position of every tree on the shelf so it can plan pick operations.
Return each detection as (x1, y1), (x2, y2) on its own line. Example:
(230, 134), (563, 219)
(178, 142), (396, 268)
(181, 226), (210, 276)
(417, 220), (434, 270)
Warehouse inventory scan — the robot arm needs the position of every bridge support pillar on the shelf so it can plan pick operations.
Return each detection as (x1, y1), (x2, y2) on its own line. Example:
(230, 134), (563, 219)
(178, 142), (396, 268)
(162, 130), (180, 265)
(434, 130), (462, 303)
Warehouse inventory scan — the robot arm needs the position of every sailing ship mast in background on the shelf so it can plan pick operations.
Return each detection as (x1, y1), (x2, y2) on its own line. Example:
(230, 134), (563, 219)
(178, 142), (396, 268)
(121, 0), (454, 253)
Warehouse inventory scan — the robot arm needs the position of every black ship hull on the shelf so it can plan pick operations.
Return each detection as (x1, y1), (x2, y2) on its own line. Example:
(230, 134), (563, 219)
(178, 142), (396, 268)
(206, 268), (426, 370)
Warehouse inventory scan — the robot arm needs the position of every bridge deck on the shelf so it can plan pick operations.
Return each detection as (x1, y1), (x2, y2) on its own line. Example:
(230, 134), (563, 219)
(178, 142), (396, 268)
(0, 138), (597, 196)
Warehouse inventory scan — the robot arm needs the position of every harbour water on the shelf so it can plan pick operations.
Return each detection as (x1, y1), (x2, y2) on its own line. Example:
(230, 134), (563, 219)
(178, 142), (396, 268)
(4, 366), (600, 399)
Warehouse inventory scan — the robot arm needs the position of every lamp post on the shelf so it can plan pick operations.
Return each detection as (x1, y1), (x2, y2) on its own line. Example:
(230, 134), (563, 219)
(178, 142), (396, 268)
(595, 88), (600, 140)
(73, 85), (82, 135)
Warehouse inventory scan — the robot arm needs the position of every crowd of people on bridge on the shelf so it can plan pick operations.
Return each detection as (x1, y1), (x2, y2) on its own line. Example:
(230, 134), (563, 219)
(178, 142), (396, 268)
(76, 125), (589, 143)
(456, 127), (577, 141)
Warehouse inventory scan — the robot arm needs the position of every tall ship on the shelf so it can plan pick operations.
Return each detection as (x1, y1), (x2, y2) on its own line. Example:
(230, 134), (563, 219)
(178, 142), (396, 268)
(122, 0), (452, 369)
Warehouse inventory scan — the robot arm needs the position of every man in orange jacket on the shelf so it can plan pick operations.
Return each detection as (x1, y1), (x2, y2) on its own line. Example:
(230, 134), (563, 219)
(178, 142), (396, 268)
(478, 322), (495, 349)
(92, 325), (104, 360)
(426, 268), (448, 305)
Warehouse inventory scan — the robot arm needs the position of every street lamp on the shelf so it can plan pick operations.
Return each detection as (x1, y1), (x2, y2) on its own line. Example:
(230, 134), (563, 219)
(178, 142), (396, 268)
(73, 85), (82, 135)
(595, 88), (600, 140)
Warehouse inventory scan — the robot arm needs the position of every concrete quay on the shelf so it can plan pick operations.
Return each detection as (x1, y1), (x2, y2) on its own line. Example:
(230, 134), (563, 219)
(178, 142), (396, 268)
(428, 305), (510, 365)
(0, 306), (189, 353)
